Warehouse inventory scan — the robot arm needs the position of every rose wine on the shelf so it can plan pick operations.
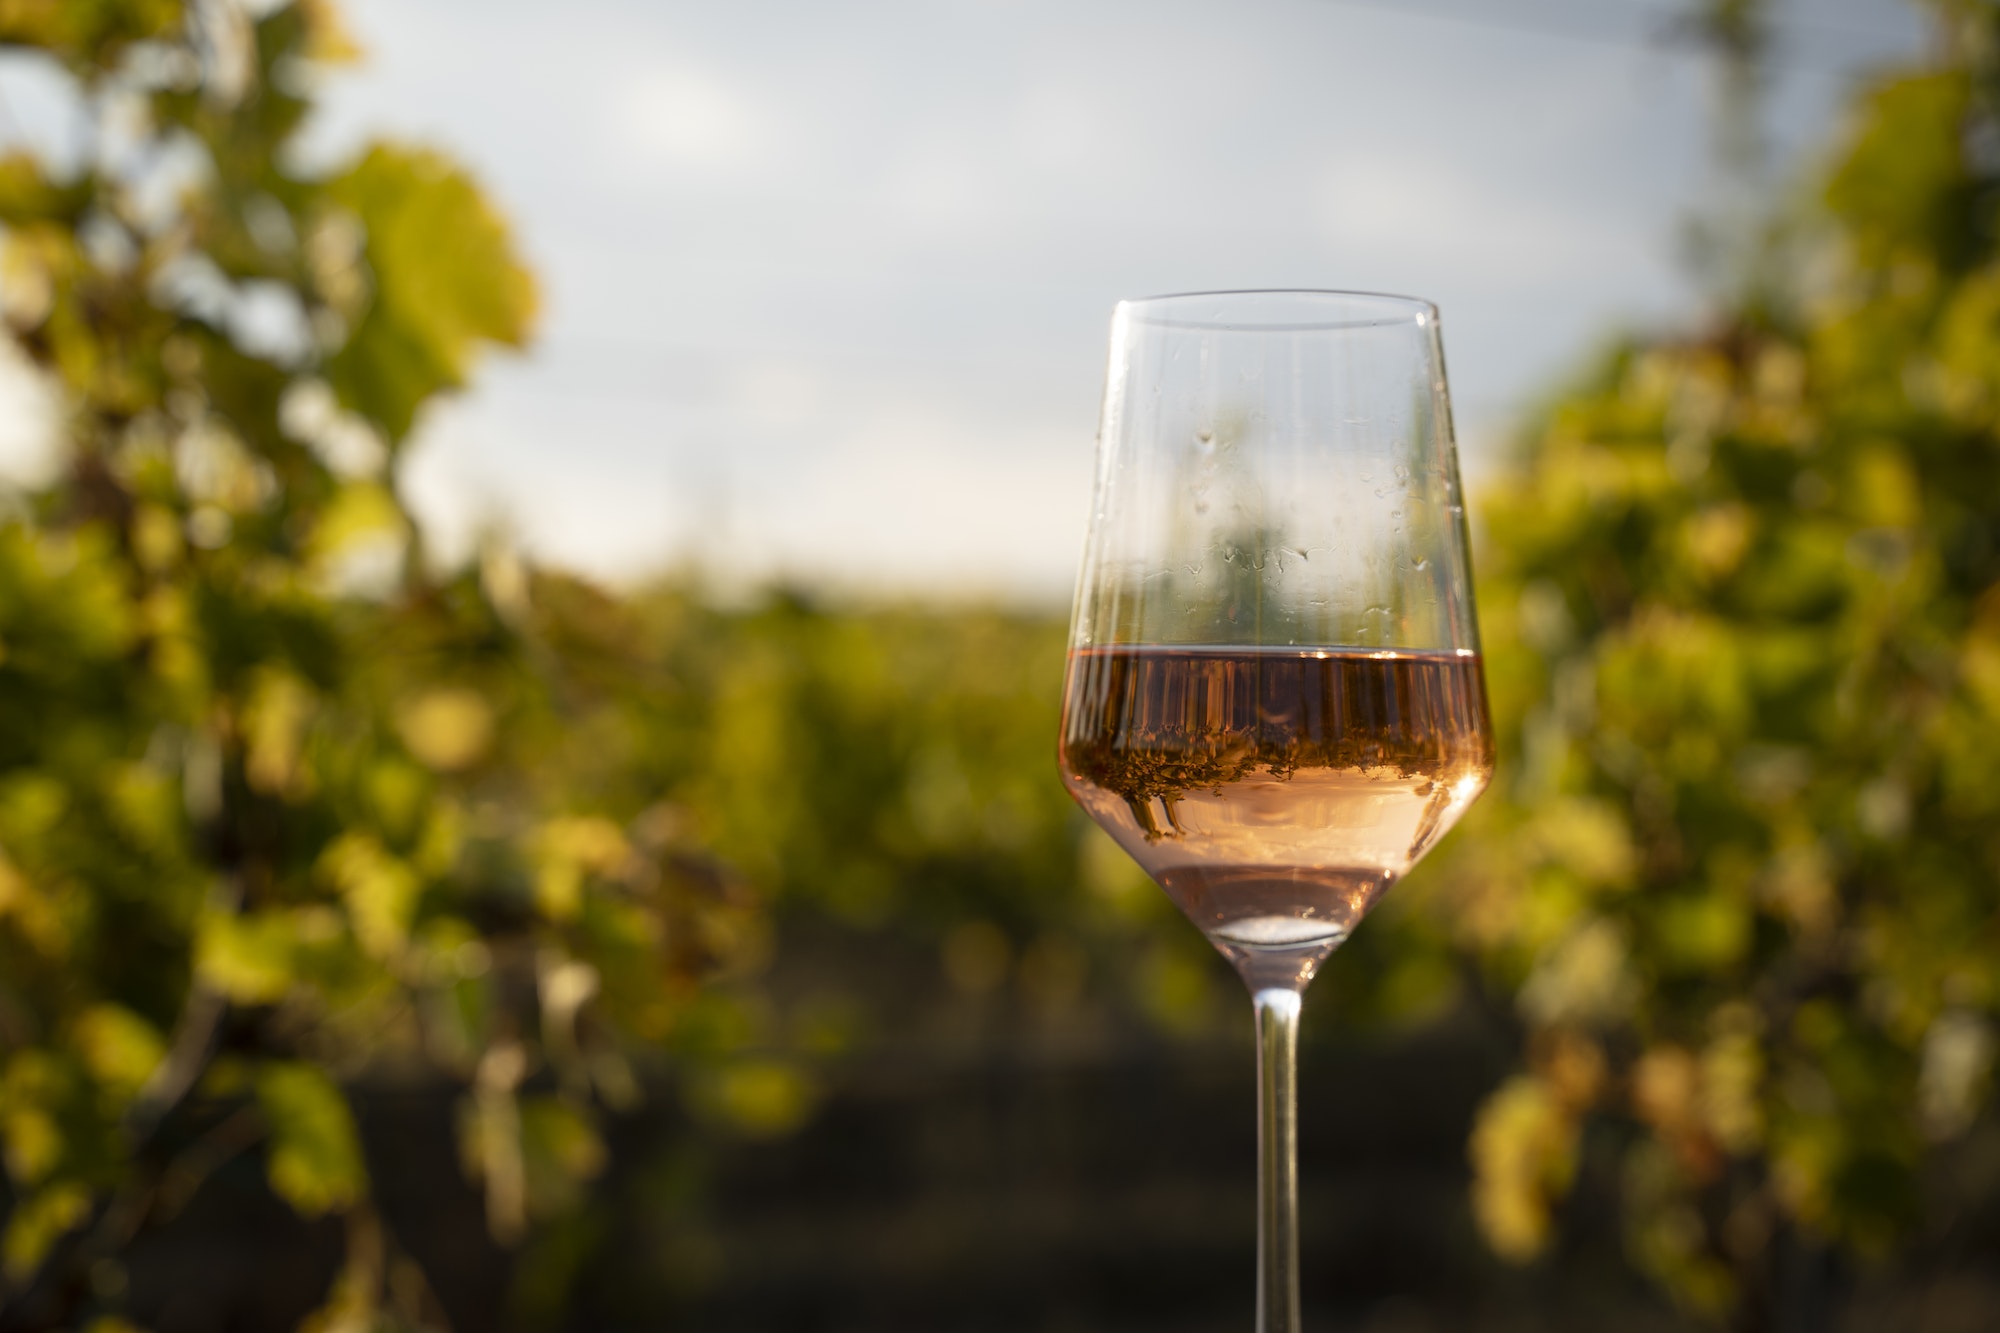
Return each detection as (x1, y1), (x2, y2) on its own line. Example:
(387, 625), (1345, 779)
(1059, 646), (1493, 971)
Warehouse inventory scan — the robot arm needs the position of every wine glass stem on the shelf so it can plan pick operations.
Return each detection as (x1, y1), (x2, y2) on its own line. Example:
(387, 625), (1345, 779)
(1254, 986), (1303, 1333)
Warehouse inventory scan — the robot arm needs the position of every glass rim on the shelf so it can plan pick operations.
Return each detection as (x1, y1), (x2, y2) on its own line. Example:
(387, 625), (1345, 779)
(1117, 288), (1439, 333)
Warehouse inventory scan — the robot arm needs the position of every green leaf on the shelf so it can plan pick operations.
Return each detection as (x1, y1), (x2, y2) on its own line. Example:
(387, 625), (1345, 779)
(325, 144), (537, 441)
(0, 0), (183, 66)
(1824, 72), (1971, 261)
(255, 1062), (365, 1218)
(0, 153), (91, 225)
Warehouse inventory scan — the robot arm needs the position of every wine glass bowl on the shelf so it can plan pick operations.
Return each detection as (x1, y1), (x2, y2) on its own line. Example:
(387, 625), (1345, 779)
(1060, 643), (1491, 990)
(1056, 290), (1492, 1331)
(1059, 290), (1492, 989)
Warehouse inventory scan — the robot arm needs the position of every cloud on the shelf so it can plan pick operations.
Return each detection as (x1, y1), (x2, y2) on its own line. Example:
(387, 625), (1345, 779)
(731, 408), (1091, 596)
(1315, 152), (1648, 287)
(620, 64), (774, 174)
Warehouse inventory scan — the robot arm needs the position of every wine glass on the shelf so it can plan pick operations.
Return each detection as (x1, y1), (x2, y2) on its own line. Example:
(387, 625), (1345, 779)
(1057, 290), (1493, 1332)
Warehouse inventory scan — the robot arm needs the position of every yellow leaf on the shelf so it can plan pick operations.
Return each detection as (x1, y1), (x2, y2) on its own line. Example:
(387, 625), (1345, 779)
(1633, 1045), (1703, 1141)
(243, 668), (317, 799)
(298, 0), (364, 63)
(308, 481), (404, 563)
(1701, 1031), (1766, 1155)
(397, 687), (495, 772)
(532, 816), (629, 921)
(1963, 636), (2000, 718)
(1, 1105), (61, 1184)
(0, 850), (67, 958)
(698, 1060), (815, 1140)
(1681, 503), (1753, 579)
(73, 1004), (166, 1096)
(318, 834), (419, 959)
(1469, 1075), (1577, 1263)
(195, 910), (297, 1004)
(1848, 445), (1920, 529)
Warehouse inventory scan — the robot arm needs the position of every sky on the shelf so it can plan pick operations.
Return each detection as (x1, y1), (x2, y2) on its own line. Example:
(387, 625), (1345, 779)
(17, 0), (1935, 600)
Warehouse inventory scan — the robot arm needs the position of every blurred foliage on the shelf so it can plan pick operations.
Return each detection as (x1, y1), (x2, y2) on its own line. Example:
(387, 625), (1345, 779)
(1432, 0), (2000, 1323)
(0, 3), (791, 1326)
(2, 0), (1997, 1330)
(0, 13), (1217, 1327)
